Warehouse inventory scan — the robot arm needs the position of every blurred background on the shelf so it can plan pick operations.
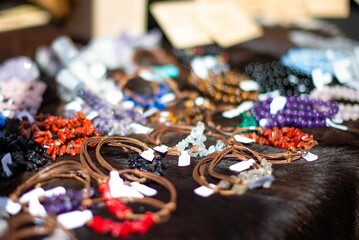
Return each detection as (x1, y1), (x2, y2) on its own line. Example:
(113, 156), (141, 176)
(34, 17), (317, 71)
(0, 0), (358, 62)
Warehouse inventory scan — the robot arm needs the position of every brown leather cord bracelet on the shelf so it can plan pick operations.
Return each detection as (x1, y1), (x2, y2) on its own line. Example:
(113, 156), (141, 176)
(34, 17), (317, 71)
(1, 213), (58, 240)
(94, 168), (177, 223)
(146, 123), (226, 156)
(9, 160), (92, 205)
(80, 136), (177, 225)
(193, 145), (274, 196)
(227, 138), (306, 164)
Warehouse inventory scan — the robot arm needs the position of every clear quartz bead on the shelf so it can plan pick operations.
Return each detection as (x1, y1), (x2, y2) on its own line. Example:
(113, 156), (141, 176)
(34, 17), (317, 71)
(219, 180), (231, 189)
(208, 145), (216, 154)
(215, 140), (226, 151)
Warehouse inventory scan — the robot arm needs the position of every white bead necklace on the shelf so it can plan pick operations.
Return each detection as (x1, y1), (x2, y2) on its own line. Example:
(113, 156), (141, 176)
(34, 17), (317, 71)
(310, 85), (359, 121)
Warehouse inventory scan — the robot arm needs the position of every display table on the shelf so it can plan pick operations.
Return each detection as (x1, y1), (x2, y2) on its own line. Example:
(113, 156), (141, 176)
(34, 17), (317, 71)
(0, 16), (358, 240)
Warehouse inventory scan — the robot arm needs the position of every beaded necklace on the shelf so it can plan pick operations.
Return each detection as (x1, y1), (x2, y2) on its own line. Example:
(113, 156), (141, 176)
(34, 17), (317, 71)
(19, 112), (100, 160)
(244, 61), (314, 96)
(189, 70), (258, 104)
(0, 134), (49, 179)
(244, 127), (317, 152)
(281, 48), (348, 75)
(251, 96), (339, 128)
(310, 85), (359, 121)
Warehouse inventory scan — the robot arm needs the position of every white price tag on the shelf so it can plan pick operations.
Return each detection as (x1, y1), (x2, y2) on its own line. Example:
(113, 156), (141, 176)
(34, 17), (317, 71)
(270, 96), (287, 115)
(312, 68), (332, 90)
(1, 153), (13, 178)
(143, 108), (159, 118)
(259, 118), (268, 128)
(240, 80), (259, 91)
(44, 186), (66, 198)
(130, 123), (153, 134)
(28, 198), (47, 217)
(159, 93), (176, 104)
(0, 197), (21, 215)
(153, 145), (168, 154)
(113, 185), (144, 199)
(333, 59), (353, 84)
(194, 184), (216, 197)
(19, 188), (45, 204)
(178, 151), (191, 167)
(229, 159), (255, 172)
(302, 152), (318, 161)
(234, 135), (255, 144)
(258, 90), (280, 101)
(222, 101), (254, 119)
(108, 171), (143, 198)
(222, 108), (241, 119)
(57, 210), (93, 229)
(326, 118), (348, 131)
(140, 148), (155, 162)
(130, 182), (157, 196)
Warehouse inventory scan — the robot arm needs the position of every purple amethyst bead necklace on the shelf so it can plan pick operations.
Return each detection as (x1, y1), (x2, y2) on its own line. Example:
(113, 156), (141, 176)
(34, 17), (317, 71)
(251, 96), (339, 128)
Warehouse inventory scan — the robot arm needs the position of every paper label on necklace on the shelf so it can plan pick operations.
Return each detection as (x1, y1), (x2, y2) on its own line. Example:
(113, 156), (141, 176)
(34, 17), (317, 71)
(108, 171), (144, 198)
(19, 187), (45, 204)
(194, 184), (216, 197)
(222, 101), (254, 119)
(270, 96), (287, 115)
(229, 159), (255, 172)
(122, 100), (135, 109)
(326, 118), (348, 131)
(234, 135), (255, 144)
(44, 186), (66, 197)
(159, 92), (176, 104)
(333, 59), (353, 84)
(1, 153), (13, 178)
(57, 210), (93, 229)
(222, 108), (241, 119)
(130, 123), (153, 134)
(258, 90), (280, 101)
(153, 145), (168, 153)
(28, 198), (47, 217)
(178, 151), (191, 166)
(140, 148), (155, 162)
(240, 80), (259, 91)
(113, 185), (144, 199)
(143, 108), (158, 118)
(259, 118), (268, 128)
(312, 68), (332, 90)
(130, 182), (157, 196)
(0, 197), (21, 215)
(302, 152), (318, 161)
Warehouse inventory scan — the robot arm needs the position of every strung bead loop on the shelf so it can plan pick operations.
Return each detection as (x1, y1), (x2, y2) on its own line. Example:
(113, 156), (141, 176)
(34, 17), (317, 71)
(251, 96), (339, 128)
